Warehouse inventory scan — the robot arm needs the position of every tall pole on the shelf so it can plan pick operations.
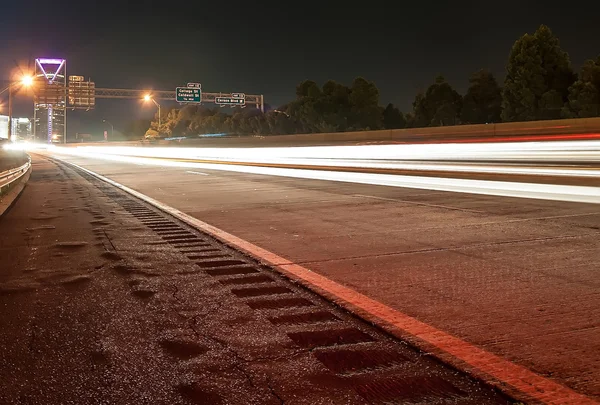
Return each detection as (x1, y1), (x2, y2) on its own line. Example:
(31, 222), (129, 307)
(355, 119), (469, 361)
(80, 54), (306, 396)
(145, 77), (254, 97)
(8, 84), (13, 142)
(64, 61), (67, 144)
(103, 119), (114, 139)
(152, 99), (161, 135)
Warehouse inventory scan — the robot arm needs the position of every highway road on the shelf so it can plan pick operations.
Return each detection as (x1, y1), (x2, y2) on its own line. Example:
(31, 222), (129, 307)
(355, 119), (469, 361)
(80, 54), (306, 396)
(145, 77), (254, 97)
(39, 143), (600, 402)
(0, 156), (513, 405)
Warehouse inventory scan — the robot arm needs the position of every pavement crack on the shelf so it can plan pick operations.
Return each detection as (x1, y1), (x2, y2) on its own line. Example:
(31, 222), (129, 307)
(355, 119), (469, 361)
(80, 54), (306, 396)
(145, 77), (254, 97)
(234, 363), (257, 389)
(296, 232), (600, 265)
(267, 380), (285, 405)
(102, 230), (117, 252)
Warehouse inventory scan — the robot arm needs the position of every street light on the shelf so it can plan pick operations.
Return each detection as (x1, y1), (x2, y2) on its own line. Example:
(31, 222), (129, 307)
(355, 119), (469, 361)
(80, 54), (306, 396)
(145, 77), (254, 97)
(21, 75), (33, 87)
(1, 75), (34, 142)
(143, 94), (161, 136)
(102, 119), (114, 141)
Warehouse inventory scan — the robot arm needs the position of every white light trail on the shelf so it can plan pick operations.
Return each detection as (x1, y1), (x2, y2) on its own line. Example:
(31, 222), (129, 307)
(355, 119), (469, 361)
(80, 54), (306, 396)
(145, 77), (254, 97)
(41, 141), (600, 178)
(61, 140), (600, 163)
(45, 147), (600, 204)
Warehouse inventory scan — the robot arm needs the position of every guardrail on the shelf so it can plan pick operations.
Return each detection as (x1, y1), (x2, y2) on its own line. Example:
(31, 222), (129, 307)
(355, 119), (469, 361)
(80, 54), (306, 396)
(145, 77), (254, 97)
(0, 157), (31, 195)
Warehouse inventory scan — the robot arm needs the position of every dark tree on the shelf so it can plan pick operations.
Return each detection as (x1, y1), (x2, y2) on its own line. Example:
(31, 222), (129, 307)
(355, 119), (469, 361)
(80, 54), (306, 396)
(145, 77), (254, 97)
(411, 92), (428, 127)
(382, 103), (406, 129)
(349, 77), (383, 130)
(296, 80), (321, 98)
(413, 76), (462, 127)
(404, 112), (415, 128)
(461, 70), (502, 124)
(285, 77), (383, 133)
(564, 56), (600, 118)
(502, 25), (576, 122)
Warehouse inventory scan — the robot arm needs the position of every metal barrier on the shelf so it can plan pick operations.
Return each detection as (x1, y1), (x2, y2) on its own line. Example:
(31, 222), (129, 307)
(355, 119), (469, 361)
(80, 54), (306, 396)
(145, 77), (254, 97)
(0, 156), (31, 195)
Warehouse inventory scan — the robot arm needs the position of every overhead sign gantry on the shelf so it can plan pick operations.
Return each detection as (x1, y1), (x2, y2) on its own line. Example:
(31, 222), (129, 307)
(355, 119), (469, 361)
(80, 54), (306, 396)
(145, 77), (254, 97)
(31, 57), (265, 143)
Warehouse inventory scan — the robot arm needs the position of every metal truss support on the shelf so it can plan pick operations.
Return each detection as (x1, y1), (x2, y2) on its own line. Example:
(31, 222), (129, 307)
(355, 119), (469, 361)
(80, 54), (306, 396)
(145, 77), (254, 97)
(90, 88), (264, 111)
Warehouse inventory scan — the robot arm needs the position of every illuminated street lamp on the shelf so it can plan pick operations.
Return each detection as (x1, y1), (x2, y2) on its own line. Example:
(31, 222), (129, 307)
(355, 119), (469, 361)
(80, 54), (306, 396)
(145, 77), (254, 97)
(143, 94), (161, 136)
(21, 75), (33, 87)
(1, 75), (34, 141)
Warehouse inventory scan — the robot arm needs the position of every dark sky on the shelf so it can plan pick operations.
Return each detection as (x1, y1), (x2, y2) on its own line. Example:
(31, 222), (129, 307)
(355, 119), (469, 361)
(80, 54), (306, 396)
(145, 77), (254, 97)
(1, 0), (598, 137)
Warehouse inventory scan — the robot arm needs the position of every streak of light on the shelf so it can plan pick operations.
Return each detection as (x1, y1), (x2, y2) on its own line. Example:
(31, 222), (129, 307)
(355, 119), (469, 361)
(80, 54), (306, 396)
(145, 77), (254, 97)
(40, 141), (600, 178)
(46, 148), (600, 204)
(52, 140), (600, 163)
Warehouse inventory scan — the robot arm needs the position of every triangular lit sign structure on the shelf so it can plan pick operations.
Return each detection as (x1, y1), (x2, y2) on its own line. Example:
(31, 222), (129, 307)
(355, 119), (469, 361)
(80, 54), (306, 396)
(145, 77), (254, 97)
(35, 58), (66, 84)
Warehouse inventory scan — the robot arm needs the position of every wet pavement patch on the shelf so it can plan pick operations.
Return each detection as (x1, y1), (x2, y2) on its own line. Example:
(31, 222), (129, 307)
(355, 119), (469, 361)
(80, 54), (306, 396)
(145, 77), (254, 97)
(53, 241), (88, 249)
(100, 251), (123, 261)
(59, 275), (93, 288)
(112, 263), (137, 275)
(26, 225), (56, 231)
(30, 215), (59, 220)
(159, 339), (209, 360)
(177, 382), (223, 405)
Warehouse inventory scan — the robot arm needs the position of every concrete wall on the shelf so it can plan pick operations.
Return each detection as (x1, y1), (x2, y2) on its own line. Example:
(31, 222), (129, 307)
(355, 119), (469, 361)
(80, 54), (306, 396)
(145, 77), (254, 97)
(68, 117), (600, 148)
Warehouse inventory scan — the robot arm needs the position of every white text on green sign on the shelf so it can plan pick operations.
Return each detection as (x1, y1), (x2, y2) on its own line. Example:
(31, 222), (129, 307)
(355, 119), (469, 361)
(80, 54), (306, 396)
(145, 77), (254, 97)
(216, 97), (245, 105)
(176, 87), (202, 103)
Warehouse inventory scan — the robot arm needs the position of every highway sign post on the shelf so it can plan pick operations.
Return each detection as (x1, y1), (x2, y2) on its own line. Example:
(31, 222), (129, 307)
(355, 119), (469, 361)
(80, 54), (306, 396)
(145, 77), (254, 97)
(187, 83), (201, 89)
(176, 87), (202, 103)
(215, 96), (245, 106)
(231, 92), (245, 99)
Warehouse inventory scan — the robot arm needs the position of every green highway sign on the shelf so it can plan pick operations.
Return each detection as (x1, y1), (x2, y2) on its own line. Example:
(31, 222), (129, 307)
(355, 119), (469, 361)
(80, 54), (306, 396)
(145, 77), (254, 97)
(215, 96), (245, 105)
(176, 87), (201, 103)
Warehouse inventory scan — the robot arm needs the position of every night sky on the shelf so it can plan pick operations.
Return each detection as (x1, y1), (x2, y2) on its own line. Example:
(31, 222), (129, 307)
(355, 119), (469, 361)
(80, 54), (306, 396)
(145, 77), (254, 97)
(1, 0), (598, 138)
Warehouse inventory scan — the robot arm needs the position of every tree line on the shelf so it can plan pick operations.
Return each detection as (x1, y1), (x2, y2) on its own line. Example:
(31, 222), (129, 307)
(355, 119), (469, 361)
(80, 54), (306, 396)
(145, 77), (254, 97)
(141, 25), (599, 138)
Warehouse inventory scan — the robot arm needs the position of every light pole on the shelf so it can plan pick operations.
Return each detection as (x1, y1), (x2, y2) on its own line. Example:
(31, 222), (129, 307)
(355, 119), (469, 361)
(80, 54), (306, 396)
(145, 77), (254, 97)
(1, 75), (33, 142)
(102, 119), (114, 141)
(143, 94), (161, 136)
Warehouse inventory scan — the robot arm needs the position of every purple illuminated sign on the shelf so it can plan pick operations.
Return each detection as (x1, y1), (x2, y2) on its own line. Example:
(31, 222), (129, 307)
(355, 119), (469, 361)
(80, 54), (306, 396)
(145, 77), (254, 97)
(36, 58), (66, 84)
(37, 58), (65, 64)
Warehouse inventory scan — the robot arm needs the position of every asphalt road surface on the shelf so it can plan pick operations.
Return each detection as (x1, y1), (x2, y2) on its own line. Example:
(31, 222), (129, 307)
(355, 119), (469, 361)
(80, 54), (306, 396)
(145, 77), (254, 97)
(0, 156), (513, 404)
(44, 149), (600, 402)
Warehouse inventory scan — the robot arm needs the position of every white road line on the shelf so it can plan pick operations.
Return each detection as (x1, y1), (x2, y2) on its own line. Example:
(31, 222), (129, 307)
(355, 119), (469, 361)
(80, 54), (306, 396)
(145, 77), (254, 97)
(185, 171), (209, 176)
